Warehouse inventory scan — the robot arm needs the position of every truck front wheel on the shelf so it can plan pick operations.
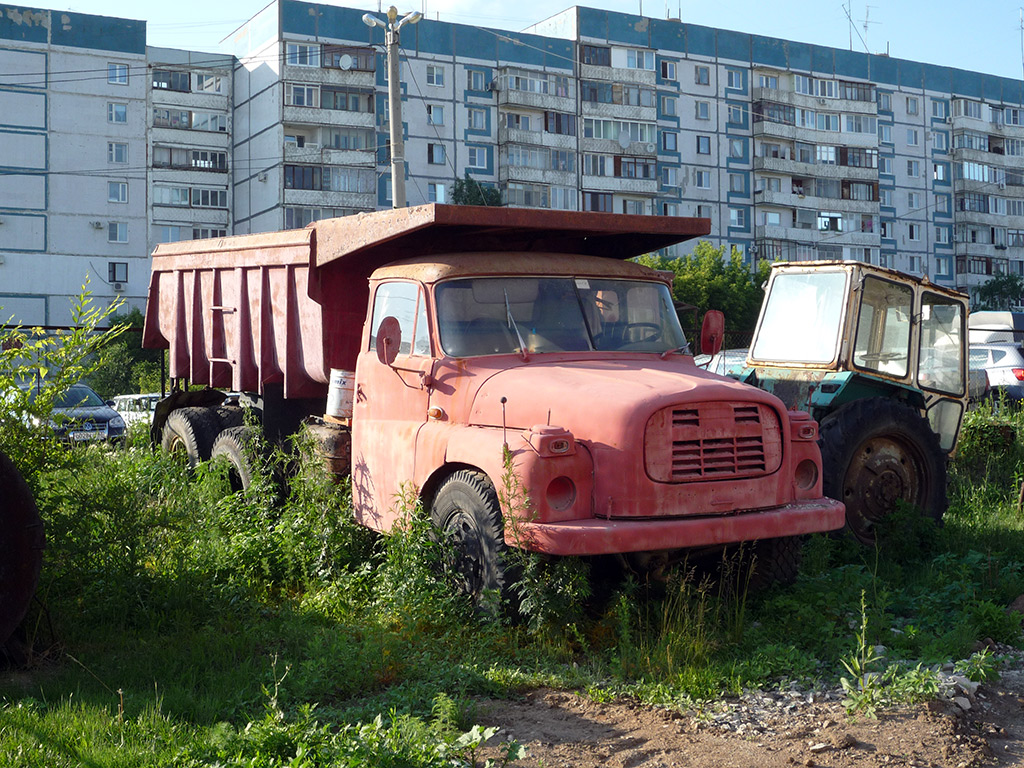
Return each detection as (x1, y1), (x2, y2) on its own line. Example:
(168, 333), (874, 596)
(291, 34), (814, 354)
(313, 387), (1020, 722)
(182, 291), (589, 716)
(161, 407), (221, 467)
(431, 470), (515, 608)
(819, 398), (947, 546)
(210, 426), (259, 493)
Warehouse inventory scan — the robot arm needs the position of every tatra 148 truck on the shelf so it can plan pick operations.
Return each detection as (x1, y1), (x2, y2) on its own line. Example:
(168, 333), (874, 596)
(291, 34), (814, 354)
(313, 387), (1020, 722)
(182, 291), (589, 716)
(142, 204), (844, 596)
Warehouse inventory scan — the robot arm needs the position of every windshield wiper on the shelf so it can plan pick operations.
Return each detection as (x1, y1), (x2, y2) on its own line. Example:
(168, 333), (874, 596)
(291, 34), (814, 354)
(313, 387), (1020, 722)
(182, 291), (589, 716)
(504, 289), (529, 362)
(660, 341), (692, 360)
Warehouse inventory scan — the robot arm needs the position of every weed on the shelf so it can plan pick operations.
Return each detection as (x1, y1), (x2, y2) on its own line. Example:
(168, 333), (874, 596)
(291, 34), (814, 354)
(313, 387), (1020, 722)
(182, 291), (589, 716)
(840, 590), (885, 718)
(955, 649), (999, 682)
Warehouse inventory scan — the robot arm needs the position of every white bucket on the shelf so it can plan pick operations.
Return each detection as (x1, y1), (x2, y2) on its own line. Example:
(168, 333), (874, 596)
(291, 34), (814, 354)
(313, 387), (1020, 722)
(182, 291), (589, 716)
(326, 369), (355, 419)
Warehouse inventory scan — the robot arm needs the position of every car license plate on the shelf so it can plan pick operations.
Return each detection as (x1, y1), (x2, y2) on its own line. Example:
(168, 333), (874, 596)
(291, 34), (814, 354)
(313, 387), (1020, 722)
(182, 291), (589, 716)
(70, 430), (104, 442)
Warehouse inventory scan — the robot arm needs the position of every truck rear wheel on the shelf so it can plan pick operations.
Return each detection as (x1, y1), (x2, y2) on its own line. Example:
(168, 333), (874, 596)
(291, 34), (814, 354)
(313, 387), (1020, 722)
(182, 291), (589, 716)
(819, 398), (946, 546)
(0, 451), (44, 657)
(210, 426), (259, 493)
(161, 407), (221, 467)
(746, 536), (802, 590)
(431, 470), (516, 608)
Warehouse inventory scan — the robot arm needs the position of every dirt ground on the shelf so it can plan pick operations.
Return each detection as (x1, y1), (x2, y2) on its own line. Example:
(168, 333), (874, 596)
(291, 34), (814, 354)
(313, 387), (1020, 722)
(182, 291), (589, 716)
(476, 671), (1024, 768)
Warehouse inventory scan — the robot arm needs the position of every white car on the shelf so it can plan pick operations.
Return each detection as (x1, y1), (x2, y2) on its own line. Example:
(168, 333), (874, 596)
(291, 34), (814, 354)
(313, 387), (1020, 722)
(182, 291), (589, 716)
(111, 393), (161, 426)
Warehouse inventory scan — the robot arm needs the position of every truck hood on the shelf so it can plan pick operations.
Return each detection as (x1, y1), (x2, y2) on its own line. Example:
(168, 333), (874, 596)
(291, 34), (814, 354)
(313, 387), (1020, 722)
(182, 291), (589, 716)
(467, 358), (784, 445)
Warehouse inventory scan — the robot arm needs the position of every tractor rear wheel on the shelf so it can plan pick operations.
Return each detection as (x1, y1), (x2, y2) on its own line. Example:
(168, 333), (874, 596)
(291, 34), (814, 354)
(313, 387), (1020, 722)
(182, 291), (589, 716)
(819, 398), (947, 546)
(0, 451), (44, 658)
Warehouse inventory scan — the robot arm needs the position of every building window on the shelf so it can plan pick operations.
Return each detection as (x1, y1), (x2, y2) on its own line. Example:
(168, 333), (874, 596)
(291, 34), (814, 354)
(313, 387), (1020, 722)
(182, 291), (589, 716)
(726, 69), (743, 90)
(662, 166), (679, 187)
(152, 69), (190, 92)
(467, 108), (486, 130)
(191, 188), (228, 208)
(694, 169), (711, 188)
(662, 131), (677, 151)
(107, 142), (128, 164)
(195, 74), (225, 93)
(661, 96), (677, 116)
(759, 74), (779, 89)
(322, 45), (374, 71)
(107, 102), (127, 123)
(660, 60), (676, 80)
(286, 43), (320, 67)
(285, 83), (319, 107)
(906, 96), (919, 115)
(695, 101), (710, 120)
(908, 223), (921, 241)
(907, 159), (920, 177)
(696, 204), (712, 218)
(545, 111), (576, 135)
(194, 227), (227, 239)
(427, 143), (445, 164)
(695, 65), (710, 85)
(933, 131), (948, 151)
(932, 100), (947, 119)
(933, 163), (947, 181)
(469, 70), (486, 91)
(582, 191), (612, 212)
(877, 92), (891, 111)
(729, 138), (745, 158)
(580, 45), (611, 66)
(153, 108), (189, 128)
(626, 49), (655, 70)
(817, 113), (839, 131)
(467, 146), (486, 168)
(428, 182), (445, 203)
(729, 173), (744, 193)
(321, 86), (373, 113)
(107, 62), (128, 85)
(729, 207), (746, 228)
(107, 222), (127, 243)
(878, 124), (892, 143)
(907, 128), (919, 146)
(550, 186), (574, 210)
(191, 112), (227, 132)
(426, 65), (444, 86)
(153, 186), (190, 206)
(908, 191), (920, 208)
(107, 181), (127, 203)
(935, 226), (950, 244)
(108, 261), (128, 283)
(696, 135), (711, 154)
(879, 156), (892, 174)
(426, 104), (444, 125)
(727, 104), (744, 123)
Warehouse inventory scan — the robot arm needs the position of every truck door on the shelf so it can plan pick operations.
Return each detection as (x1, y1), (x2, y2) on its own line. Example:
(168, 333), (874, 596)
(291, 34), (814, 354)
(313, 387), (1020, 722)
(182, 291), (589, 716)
(352, 280), (433, 532)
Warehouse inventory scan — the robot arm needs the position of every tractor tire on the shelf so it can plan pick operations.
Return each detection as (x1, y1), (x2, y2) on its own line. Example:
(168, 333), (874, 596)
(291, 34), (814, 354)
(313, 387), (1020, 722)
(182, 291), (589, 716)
(215, 404), (245, 431)
(210, 426), (260, 494)
(430, 470), (518, 609)
(161, 407), (221, 467)
(0, 451), (44, 654)
(819, 398), (947, 546)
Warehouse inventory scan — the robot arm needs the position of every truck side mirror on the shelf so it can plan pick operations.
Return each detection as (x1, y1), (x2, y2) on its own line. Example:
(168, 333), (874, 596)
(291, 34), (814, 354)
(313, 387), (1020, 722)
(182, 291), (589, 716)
(700, 310), (725, 356)
(376, 316), (402, 365)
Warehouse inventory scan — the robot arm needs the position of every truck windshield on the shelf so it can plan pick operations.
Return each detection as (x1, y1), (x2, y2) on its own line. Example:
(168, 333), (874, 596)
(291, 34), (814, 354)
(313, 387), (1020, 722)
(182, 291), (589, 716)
(436, 277), (687, 357)
(751, 271), (848, 364)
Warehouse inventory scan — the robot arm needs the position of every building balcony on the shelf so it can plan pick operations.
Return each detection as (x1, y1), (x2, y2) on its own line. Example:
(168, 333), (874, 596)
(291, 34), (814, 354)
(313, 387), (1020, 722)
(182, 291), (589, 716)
(753, 119), (879, 149)
(579, 136), (657, 155)
(284, 188), (376, 210)
(753, 156), (879, 181)
(580, 174), (658, 194)
(282, 64), (375, 87)
(751, 86), (878, 115)
(499, 126), (577, 150)
(581, 101), (657, 123)
(284, 143), (376, 166)
(579, 63), (655, 86)
(498, 165), (576, 187)
(755, 223), (880, 247)
(498, 88), (575, 114)
(283, 106), (375, 129)
(756, 188), (880, 214)
(150, 204), (229, 226)
(953, 242), (1011, 259)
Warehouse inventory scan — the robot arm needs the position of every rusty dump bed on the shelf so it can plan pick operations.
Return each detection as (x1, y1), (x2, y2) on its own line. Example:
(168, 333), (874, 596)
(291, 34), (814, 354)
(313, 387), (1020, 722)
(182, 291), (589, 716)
(143, 204), (710, 399)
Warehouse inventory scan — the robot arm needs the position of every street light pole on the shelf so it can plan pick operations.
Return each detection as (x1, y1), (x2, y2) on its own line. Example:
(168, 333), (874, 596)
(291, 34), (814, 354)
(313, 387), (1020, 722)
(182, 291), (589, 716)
(363, 6), (422, 209)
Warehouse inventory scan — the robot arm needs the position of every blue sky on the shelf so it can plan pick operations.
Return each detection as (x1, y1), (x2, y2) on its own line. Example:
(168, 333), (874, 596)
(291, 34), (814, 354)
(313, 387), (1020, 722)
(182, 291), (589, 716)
(57, 0), (1024, 80)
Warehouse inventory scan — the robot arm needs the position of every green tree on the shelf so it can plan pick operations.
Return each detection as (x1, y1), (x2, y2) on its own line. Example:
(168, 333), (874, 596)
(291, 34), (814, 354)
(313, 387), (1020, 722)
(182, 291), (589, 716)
(974, 273), (1024, 311)
(86, 306), (164, 398)
(450, 171), (502, 206)
(637, 241), (770, 332)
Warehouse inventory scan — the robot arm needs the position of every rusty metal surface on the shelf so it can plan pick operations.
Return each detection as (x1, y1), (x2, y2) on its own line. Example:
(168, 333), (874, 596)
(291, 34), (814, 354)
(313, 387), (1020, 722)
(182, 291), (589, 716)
(313, 203), (710, 270)
(369, 251), (660, 283)
(770, 260), (968, 301)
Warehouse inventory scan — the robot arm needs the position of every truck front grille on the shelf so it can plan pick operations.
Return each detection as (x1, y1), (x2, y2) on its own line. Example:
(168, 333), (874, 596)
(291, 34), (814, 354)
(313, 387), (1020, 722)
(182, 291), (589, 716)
(644, 402), (783, 483)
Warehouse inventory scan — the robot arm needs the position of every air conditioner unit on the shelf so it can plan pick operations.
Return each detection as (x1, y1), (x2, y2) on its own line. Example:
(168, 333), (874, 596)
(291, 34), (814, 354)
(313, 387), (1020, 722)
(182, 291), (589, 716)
(817, 98), (827, 105)
(999, 181), (1006, 189)
(113, 282), (125, 292)
(488, 80), (500, 92)
(90, 221), (104, 229)
(945, 116), (952, 124)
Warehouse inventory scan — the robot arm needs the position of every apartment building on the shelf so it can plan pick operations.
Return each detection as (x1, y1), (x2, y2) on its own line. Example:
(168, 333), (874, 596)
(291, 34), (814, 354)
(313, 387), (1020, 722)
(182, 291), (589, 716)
(3, 1), (1024, 327)
(0, 7), (148, 325)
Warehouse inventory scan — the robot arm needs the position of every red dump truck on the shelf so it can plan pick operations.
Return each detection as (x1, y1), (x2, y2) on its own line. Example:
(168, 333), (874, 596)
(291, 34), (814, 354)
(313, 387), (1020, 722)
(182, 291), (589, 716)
(142, 204), (844, 595)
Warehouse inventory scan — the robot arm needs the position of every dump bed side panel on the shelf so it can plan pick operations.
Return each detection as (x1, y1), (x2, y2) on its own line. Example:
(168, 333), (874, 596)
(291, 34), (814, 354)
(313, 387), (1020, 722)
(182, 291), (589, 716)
(143, 230), (333, 398)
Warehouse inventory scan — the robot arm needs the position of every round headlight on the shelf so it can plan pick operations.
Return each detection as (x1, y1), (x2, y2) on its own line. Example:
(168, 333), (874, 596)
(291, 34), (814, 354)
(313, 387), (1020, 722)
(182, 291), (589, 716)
(110, 415), (126, 429)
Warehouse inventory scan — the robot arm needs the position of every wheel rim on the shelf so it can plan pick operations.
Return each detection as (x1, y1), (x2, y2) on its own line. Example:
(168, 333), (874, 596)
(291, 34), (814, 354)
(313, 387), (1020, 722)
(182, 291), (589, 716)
(842, 434), (928, 544)
(444, 511), (484, 597)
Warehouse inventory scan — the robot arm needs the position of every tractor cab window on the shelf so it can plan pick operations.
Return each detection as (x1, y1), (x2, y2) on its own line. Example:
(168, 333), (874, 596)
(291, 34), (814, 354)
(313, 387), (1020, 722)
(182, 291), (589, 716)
(918, 292), (964, 395)
(852, 276), (911, 378)
(751, 270), (847, 363)
(369, 281), (430, 356)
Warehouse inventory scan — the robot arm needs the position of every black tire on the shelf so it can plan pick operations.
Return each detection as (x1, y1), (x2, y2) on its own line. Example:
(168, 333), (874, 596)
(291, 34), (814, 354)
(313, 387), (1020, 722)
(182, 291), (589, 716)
(161, 407), (221, 467)
(819, 398), (947, 546)
(430, 470), (516, 607)
(215, 405), (245, 431)
(746, 536), (802, 591)
(0, 451), (44, 652)
(210, 426), (260, 493)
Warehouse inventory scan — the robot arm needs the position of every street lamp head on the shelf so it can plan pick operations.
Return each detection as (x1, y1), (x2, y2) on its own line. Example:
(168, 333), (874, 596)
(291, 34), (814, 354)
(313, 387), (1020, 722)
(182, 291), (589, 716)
(362, 13), (385, 27)
(395, 10), (422, 31)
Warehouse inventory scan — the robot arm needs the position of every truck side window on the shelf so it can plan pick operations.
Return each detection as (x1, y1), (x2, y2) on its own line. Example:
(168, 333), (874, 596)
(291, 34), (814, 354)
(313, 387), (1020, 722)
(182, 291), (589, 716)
(852, 276), (911, 378)
(369, 281), (425, 356)
(919, 292), (964, 395)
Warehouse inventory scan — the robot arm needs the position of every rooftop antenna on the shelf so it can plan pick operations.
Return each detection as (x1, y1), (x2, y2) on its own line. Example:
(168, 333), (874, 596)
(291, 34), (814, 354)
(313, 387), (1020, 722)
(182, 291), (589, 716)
(859, 6), (879, 53)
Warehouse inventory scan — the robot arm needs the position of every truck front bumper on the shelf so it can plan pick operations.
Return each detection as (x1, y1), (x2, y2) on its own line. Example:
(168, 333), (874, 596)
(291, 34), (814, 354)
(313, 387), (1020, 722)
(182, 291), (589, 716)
(512, 497), (845, 556)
